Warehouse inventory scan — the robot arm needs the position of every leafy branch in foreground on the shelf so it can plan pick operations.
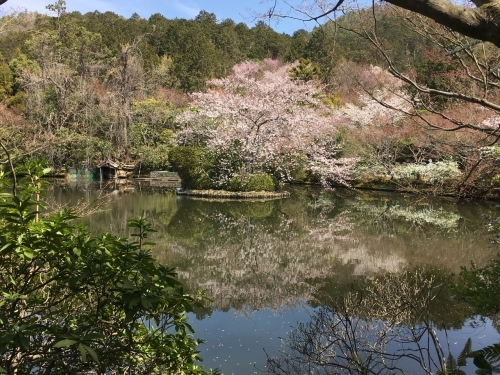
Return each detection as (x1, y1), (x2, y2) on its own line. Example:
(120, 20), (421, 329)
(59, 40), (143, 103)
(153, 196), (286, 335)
(0, 168), (214, 374)
(440, 338), (500, 375)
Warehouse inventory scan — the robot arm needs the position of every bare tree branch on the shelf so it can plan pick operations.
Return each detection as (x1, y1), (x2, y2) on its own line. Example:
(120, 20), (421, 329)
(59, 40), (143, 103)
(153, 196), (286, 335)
(267, 0), (500, 48)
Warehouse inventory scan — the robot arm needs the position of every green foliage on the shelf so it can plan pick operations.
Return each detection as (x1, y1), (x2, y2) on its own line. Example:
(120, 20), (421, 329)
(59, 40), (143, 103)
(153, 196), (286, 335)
(29, 8), (112, 75)
(168, 146), (213, 189)
(136, 144), (171, 173)
(17, 159), (51, 195)
(225, 175), (245, 191)
(0, 55), (12, 102)
(8, 49), (40, 99)
(285, 29), (311, 62)
(247, 173), (278, 191)
(174, 31), (218, 92)
(167, 147), (280, 192)
(131, 99), (175, 147)
(321, 91), (344, 109)
(453, 253), (500, 315)
(413, 48), (462, 109)
(0, 166), (211, 374)
(208, 144), (244, 188)
(304, 25), (337, 81)
(226, 173), (277, 192)
(301, 6), (435, 86)
(437, 338), (500, 375)
(0, 28), (32, 64)
(469, 343), (500, 372)
(148, 55), (178, 89)
(289, 58), (321, 82)
(481, 146), (500, 160)
(248, 21), (291, 60)
(3, 90), (25, 108)
(156, 18), (235, 92)
(36, 130), (111, 169)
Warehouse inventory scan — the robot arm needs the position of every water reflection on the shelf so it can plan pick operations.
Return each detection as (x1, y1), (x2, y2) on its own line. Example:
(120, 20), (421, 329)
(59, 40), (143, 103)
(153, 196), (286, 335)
(47, 184), (498, 313)
(267, 271), (500, 375)
(46, 184), (500, 373)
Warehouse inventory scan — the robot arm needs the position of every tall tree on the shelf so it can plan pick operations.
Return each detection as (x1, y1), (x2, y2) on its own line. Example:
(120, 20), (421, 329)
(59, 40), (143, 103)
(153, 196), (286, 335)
(104, 39), (146, 154)
(248, 21), (291, 60)
(286, 29), (311, 62)
(172, 27), (218, 92)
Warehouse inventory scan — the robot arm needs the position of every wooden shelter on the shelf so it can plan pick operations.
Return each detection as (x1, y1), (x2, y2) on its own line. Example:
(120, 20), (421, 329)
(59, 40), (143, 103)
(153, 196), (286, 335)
(96, 160), (120, 179)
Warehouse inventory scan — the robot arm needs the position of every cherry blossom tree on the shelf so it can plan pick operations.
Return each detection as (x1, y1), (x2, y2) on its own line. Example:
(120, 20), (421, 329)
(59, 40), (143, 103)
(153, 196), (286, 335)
(174, 60), (358, 188)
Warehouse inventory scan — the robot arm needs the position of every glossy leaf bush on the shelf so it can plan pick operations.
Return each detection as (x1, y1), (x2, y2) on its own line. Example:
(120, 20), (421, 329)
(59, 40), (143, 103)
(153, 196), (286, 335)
(0, 170), (212, 374)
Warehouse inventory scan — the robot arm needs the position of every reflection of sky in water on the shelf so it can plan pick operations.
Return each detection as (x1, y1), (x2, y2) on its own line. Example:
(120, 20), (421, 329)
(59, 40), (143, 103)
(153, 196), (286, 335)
(190, 308), (500, 375)
(441, 318), (500, 372)
(384, 317), (500, 375)
(189, 307), (314, 374)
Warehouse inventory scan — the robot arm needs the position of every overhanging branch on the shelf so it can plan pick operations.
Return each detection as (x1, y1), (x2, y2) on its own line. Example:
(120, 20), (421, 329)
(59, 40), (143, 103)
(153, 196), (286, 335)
(266, 0), (500, 48)
(386, 0), (500, 48)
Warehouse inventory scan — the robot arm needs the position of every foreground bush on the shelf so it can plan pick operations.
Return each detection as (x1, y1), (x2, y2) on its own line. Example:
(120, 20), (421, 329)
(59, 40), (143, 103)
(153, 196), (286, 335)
(0, 171), (212, 374)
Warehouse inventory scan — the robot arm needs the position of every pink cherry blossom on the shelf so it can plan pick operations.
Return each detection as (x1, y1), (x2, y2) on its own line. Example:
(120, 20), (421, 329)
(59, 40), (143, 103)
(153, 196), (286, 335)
(175, 61), (359, 187)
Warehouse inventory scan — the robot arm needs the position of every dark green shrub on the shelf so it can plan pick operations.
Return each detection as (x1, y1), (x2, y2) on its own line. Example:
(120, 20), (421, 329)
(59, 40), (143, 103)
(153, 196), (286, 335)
(209, 143), (244, 188)
(226, 175), (244, 191)
(168, 146), (213, 189)
(226, 173), (276, 192)
(246, 173), (277, 191)
(193, 173), (214, 190)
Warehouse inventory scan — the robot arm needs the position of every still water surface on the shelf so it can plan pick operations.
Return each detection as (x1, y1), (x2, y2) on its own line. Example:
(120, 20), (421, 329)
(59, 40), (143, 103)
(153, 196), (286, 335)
(48, 183), (500, 374)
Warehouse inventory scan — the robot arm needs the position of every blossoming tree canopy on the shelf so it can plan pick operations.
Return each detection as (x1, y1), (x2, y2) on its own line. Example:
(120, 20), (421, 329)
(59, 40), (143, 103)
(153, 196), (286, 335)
(174, 60), (358, 187)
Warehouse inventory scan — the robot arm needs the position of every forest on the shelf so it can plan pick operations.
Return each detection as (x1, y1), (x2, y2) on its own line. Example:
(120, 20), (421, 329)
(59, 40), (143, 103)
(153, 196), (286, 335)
(0, 0), (499, 196)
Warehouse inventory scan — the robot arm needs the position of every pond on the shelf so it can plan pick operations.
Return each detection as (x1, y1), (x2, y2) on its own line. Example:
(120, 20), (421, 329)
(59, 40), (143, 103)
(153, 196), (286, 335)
(46, 182), (500, 374)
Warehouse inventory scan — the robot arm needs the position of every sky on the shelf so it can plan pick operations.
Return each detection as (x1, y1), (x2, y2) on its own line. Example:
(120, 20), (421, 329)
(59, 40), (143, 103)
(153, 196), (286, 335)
(0, 0), (312, 34)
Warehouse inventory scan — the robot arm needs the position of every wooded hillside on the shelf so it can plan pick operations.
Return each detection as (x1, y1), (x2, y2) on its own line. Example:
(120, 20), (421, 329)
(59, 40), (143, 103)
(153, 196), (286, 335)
(1, 1), (500, 197)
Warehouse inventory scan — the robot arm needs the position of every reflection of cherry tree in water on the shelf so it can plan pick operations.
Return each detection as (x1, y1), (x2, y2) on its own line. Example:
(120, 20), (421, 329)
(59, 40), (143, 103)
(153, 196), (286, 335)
(77, 186), (499, 318)
(307, 200), (408, 275)
(159, 189), (498, 314)
(170, 202), (357, 313)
